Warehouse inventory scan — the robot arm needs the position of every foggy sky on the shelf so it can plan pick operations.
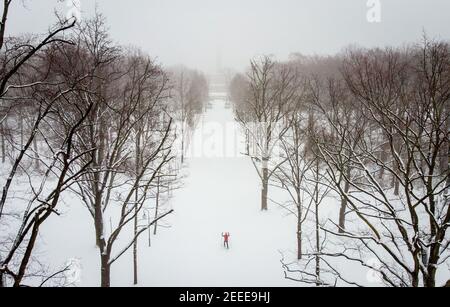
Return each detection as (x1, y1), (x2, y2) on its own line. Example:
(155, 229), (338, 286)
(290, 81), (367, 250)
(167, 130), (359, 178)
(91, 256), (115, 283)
(6, 0), (450, 73)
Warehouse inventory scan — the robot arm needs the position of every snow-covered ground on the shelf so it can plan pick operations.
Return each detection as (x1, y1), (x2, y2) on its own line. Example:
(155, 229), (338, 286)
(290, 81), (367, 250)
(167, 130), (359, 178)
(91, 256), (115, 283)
(39, 95), (299, 287)
(13, 92), (443, 287)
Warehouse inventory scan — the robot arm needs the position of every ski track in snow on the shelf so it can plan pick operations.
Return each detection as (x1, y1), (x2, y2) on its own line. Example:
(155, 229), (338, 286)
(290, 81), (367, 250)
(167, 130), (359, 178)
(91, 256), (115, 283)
(40, 95), (298, 287)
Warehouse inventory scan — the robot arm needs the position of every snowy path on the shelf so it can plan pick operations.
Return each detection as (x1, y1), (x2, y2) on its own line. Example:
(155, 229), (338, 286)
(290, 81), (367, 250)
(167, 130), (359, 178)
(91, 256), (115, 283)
(135, 97), (296, 287)
(41, 95), (296, 287)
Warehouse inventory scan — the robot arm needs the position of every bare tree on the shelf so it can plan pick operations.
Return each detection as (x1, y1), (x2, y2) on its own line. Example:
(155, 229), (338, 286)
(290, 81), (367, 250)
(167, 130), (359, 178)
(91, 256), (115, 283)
(233, 56), (297, 211)
(65, 15), (176, 287)
(272, 42), (449, 287)
(0, 47), (94, 287)
(169, 67), (208, 164)
(310, 75), (367, 232)
(0, 1), (84, 287)
(312, 44), (450, 287)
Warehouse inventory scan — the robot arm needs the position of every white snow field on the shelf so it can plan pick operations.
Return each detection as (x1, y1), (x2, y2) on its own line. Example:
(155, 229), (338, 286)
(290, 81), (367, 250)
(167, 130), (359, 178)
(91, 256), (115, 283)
(39, 94), (300, 287)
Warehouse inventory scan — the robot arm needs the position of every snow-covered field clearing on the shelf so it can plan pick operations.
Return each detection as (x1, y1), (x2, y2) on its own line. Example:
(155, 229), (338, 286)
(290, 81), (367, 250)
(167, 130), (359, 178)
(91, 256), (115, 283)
(36, 96), (300, 287)
(3, 94), (447, 287)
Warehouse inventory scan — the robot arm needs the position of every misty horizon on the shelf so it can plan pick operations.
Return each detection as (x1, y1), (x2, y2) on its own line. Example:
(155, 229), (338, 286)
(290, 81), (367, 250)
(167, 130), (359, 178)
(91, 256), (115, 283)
(7, 0), (450, 73)
(1, 0), (449, 290)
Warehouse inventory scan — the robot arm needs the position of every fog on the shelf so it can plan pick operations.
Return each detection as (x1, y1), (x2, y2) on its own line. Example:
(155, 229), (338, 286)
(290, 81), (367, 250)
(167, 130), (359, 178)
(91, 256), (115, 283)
(7, 0), (450, 73)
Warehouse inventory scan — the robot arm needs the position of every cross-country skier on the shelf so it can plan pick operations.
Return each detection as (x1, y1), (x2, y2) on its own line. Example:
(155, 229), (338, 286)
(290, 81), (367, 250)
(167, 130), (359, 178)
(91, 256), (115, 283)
(222, 232), (230, 249)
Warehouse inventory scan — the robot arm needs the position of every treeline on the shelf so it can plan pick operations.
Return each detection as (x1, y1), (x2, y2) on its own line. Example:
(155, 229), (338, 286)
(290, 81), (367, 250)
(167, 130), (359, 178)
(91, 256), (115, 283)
(168, 66), (209, 164)
(230, 38), (450, 287)
(0, 5), (208, 287)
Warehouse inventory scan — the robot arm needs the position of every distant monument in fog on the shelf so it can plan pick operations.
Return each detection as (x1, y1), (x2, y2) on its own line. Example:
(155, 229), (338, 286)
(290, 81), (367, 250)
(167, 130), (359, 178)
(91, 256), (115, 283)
(208, 48), (227, 95)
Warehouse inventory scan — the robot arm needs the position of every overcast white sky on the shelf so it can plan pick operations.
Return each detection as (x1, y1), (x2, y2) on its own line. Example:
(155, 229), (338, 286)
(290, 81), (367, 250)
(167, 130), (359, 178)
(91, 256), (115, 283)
(5, 0), (450, 73)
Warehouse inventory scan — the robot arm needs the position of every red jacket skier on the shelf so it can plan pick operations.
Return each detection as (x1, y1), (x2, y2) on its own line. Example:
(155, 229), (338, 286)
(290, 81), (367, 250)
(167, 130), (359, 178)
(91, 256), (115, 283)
(222, 232), (230, 249)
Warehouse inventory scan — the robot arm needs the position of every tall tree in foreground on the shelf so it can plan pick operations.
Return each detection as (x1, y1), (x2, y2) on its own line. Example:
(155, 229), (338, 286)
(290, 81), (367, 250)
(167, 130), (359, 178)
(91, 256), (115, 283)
(0, 0), (83, 287)
(315, 43), (450, 287)
(278, 71), (331, 282)
(276, 42), (449, 287)
(68, 15), (176, 287)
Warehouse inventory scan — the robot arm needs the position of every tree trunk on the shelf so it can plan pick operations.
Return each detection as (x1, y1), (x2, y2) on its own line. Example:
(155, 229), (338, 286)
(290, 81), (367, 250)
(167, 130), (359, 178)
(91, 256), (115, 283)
(314, 161), (321, 286)
(392, 132), (401, 196)
(14, 214), (43, 287)
(19, 115), (23, 149)
(393, 175), (400, 196)
(315, 217), (320, 285)
(424, 270), (436, 288)
(154, 175), (160, 235)
(297, 214), (302, 260)
(1, 122), (5, 164)
(94, 120), (106, 247)
(379, 134), (389, 180)
(33, 135), (40, 170)
(261, 158), (269, 211)
(101, 254), (111, 288)
(296, 187), (302, 260)
(245, 130), (250, 155)
(424, 243), (440, 287)
(133, 212), (138, 285)
(446, 115), (450, 195)
(181, 127), (185, 164)
(94, 189), (104, 248)
(338, 167), (351, 233)
(441, 108), (449, 176)
(338, 197), (347, 233)
(133, 128), (141, 286)
(447, 149), (450, 196)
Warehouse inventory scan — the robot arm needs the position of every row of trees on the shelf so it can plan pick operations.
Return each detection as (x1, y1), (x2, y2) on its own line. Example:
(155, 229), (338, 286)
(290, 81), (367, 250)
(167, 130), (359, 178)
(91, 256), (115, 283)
(230, 38), (450, 287)
(0, 1), (208, 287)
(168, 66), (209, 164)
